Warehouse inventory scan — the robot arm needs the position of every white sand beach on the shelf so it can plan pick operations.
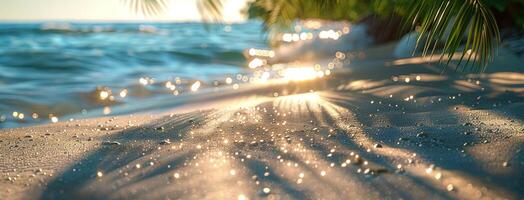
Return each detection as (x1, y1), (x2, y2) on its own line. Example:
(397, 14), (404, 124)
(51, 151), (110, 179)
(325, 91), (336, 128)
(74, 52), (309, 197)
(1, 41), (524, 199)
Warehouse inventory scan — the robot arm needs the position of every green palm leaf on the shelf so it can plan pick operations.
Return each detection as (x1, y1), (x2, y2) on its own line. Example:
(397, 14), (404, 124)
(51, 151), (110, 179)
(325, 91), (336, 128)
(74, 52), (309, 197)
(406, 0), (500, 72)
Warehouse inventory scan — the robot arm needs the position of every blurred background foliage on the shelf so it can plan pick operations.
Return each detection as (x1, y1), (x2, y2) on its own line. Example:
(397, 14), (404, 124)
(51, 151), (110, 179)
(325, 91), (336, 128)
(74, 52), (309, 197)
(245, 0), (524, 29)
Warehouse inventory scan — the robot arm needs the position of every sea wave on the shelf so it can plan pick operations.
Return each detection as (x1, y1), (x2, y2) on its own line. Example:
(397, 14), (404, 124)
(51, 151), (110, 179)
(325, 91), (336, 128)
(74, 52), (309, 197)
(0, 23), (175, 35)
(0, 21), (266, 128)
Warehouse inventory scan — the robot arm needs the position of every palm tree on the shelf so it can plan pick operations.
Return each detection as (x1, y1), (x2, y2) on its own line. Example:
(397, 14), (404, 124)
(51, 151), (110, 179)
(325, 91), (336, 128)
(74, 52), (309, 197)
(126, 0), (524, 72)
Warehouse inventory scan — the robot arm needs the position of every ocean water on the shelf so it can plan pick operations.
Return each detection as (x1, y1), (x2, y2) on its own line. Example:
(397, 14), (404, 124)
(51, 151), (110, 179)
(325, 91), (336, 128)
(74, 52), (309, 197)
(0, 21), (268, 128)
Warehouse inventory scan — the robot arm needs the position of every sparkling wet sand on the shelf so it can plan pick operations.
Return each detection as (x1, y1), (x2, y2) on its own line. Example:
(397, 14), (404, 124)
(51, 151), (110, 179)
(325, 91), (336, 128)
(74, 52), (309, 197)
(1, 43), (523, 200)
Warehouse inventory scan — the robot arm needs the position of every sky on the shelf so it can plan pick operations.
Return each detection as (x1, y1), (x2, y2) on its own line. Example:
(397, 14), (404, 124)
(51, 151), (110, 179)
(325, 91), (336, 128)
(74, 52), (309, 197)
(0, 0), (248, 22)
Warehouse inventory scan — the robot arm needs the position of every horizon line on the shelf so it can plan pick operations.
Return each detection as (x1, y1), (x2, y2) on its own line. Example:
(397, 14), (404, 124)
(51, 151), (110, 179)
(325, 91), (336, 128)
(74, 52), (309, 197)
(0, 18), (252, 24)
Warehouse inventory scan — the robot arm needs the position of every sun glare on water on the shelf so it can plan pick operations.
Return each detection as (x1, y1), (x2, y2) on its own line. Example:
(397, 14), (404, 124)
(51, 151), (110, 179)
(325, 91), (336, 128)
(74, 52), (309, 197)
(191, 81), (201, 92)
(283, 67), (319, 81)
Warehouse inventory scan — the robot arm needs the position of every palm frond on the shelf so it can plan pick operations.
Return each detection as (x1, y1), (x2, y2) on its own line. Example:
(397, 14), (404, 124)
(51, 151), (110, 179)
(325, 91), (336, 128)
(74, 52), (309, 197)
(122, 0), (168, 16)
(197, 0), (224, 23)
(405, 0), (500, 72)
(125, 0), (224, 22)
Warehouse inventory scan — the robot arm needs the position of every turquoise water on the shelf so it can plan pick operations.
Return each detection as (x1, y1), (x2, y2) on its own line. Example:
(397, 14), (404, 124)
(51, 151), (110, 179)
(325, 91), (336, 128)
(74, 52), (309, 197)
(0, 21), (268, 128)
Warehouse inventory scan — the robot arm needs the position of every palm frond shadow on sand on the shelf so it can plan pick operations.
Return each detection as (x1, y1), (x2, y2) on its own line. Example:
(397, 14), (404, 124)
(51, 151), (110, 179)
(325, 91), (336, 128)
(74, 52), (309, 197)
(40, 62), (524, 199)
